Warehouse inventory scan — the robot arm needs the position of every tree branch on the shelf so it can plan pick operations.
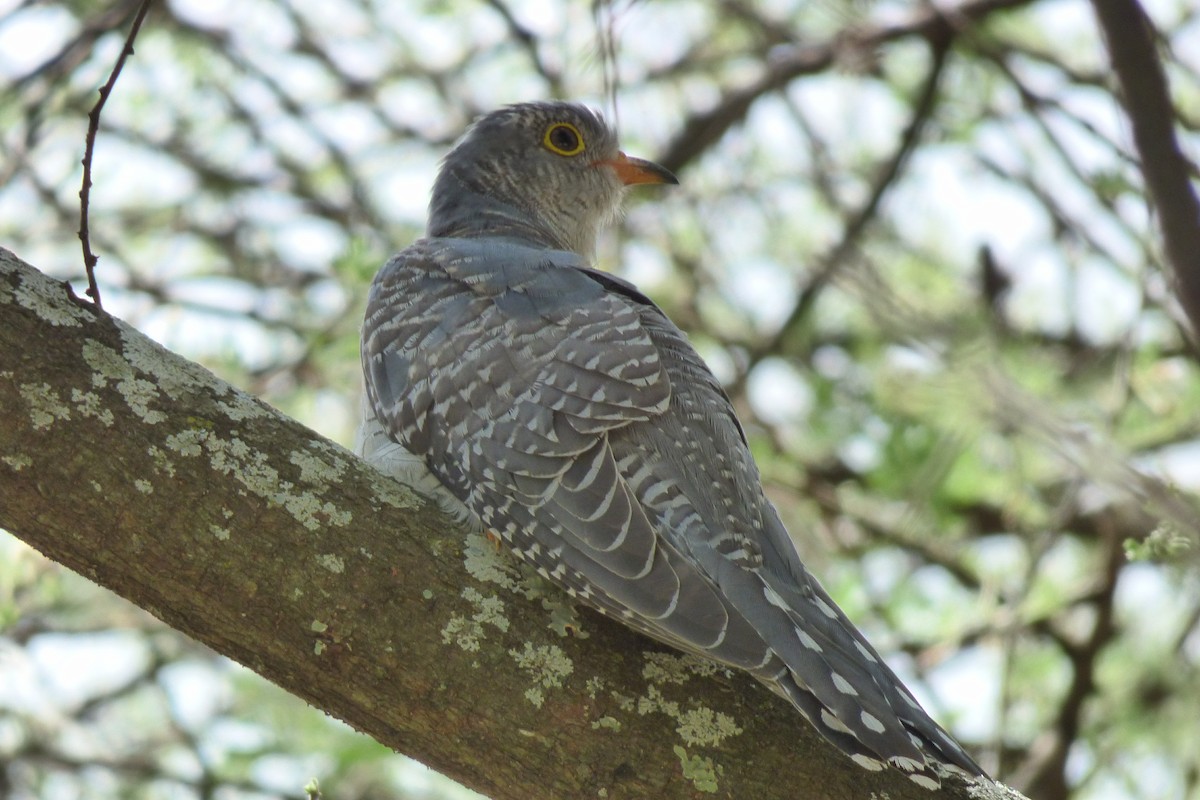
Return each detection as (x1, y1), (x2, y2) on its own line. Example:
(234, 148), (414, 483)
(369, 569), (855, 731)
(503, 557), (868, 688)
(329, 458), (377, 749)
(0, 248), (1016, 800)
(1089, 0), (1200, 343)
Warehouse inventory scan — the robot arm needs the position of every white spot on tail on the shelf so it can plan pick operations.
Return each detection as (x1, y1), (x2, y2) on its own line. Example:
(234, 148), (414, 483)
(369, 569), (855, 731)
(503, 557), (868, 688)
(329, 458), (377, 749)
(853, 639), (879, 663)
(764, 584), (789, 609)
(860, 711), (886, 733)
(891, 755), (925, 773)
(795, 627), (823, 652)
(850, 754), (885, 772)
(821, 709), (853, 735)
(908, 773), (940, 790)
(831, 673), (858, 696)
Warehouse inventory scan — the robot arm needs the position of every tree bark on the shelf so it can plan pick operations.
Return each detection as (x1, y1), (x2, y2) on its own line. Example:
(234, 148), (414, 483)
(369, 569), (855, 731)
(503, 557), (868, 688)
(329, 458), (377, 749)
(0, 248), (1016, 800)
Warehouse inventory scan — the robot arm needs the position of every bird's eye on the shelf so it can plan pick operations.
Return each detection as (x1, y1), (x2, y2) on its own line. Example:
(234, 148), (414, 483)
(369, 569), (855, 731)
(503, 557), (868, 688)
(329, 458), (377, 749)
(543, 122), (585, 156)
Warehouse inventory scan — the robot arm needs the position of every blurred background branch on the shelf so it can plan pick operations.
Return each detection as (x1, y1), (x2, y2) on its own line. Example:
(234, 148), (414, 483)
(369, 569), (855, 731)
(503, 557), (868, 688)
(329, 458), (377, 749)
(1089, 0), (1200, 346)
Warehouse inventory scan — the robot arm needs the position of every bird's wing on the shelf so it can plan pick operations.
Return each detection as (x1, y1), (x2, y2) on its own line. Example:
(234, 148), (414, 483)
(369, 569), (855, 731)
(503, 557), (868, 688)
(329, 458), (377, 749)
(362, 239), (981, 785)
(362, 238), (739, 645)
(606, 308), (984, 781)
(362, 237), (667, 496)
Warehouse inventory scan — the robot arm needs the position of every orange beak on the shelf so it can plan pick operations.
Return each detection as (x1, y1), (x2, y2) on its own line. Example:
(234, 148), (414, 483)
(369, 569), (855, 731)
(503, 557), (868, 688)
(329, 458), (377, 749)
(599, 151), (679, 186)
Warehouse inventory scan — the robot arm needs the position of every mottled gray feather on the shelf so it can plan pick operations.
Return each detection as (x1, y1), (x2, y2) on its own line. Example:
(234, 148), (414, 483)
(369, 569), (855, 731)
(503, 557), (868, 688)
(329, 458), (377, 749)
(360, 101), (987, 789)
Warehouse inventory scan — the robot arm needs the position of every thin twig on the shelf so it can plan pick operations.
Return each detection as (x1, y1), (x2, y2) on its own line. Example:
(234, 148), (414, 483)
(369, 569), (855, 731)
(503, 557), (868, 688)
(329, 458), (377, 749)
(77, 0), (154, 310)
(593, 0), (623, 128)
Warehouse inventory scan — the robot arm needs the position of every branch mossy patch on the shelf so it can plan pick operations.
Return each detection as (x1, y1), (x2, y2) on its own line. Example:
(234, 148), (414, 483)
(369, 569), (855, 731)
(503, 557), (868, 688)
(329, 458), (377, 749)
(463, 532), (520, 590)
(675, 706), (743, 747)
(82, 340), (167, 424)
(510, 642), (573, 707)
(9, 268), (89, 327)
(291, 447), (349, 484)
(164, 428), (353, 532)
(2, 454), (32, 471)
(462, 532), (589, 637)
(642, 651), (727, 685)
(673, 745), (720, 793)
(19, 383), (71, 430)
(441, 587), (509, 653)
(71, 389), (114, 426)
(316, 554), (345, 573)
(636, 651), (742, 747)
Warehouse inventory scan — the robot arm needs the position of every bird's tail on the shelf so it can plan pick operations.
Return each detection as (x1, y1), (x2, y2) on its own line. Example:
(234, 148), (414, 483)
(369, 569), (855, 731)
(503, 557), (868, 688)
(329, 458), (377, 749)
(764, 670), (986, 790)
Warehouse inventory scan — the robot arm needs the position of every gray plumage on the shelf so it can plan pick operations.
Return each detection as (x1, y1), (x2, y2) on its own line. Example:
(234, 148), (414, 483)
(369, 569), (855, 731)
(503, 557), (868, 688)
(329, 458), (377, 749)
(359, 101), (987, 789)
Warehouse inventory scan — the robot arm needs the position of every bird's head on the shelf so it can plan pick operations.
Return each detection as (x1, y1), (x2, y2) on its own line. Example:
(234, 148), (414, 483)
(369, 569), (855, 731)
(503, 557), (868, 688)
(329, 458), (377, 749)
(428, 101), (677, 261)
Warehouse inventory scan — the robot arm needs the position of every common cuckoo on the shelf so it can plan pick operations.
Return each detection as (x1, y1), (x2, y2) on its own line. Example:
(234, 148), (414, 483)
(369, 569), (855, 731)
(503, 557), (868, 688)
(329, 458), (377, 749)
(359, 101), (987, 789)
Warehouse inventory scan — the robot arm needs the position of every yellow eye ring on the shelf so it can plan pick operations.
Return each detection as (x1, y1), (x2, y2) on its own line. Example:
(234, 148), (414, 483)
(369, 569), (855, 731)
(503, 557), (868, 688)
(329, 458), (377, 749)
(543, 122), (585, 156)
